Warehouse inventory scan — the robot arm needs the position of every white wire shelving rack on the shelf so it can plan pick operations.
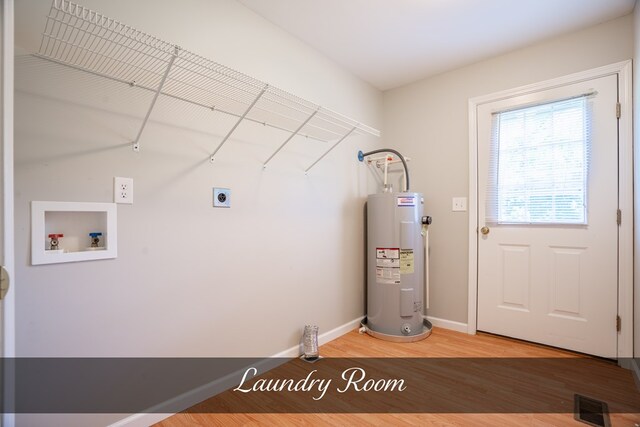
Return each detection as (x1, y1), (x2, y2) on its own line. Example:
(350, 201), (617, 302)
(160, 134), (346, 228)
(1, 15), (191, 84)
(35, 0), (380, 172)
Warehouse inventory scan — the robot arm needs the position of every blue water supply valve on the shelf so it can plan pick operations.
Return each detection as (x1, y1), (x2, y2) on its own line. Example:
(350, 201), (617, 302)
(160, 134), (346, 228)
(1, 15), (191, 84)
(89, 232), (103, 248)
(357, 150), (364, 162)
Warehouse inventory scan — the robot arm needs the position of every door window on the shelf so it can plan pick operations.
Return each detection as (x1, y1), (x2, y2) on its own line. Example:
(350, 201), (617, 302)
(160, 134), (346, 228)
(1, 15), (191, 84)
(486, 96), (591, 224)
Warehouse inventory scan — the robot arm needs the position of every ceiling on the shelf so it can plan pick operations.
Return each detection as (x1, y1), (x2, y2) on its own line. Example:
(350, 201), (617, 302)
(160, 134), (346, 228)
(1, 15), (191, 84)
(239, 0), (636, 90)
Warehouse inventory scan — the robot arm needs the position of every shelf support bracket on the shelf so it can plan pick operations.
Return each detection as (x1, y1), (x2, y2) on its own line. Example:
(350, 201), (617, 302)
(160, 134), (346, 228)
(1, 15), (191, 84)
(210, 84), (268, 162)
(263, 109), (319, 168)
(304, 126), (357, 174)
(132, 46), (179, 152)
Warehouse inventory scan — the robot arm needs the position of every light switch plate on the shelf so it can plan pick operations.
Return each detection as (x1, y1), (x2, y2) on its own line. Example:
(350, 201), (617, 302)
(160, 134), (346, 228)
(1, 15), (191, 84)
(213, 188), (230, 208)
(452, 197), (467, 212)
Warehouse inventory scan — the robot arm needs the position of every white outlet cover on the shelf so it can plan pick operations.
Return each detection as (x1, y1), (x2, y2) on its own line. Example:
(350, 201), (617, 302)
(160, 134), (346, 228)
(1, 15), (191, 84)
(114, 177), (134, 204)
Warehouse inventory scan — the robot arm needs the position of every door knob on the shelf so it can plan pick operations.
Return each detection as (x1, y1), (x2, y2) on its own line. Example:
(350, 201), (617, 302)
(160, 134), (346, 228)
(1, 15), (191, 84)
(480, 226), (490, 235)
(0, 266), (9, 300)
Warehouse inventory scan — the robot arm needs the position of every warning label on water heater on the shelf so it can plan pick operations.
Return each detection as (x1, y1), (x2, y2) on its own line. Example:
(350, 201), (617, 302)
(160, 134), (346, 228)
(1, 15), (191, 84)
(397, 196), (416, 207)
(376, 248), (399, 259)
(376, 247), (401, 284)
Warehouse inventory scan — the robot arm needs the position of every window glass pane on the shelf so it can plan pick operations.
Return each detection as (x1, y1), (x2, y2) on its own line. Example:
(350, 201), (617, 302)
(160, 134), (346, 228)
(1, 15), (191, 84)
(487, 96), (590, 224)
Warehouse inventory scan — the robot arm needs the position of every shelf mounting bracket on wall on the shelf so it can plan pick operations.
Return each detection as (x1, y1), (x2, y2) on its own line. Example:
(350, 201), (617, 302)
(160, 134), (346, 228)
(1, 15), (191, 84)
(132, 45), (179, 152)
(210, 84), (268, 163)
(305, 126), (357, 174)
(263, 108), (319, 168)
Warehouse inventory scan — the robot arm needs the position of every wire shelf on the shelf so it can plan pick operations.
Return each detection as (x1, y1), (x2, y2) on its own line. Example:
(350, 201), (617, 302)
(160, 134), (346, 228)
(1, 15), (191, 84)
(35, 0), (380, 170)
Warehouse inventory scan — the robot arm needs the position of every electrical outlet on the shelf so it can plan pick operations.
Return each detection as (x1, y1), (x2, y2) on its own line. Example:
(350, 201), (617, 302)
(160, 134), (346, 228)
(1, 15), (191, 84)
(452, 197), (467, 212)
(114, 177), (134, 204)
(213, 188), (230, 208)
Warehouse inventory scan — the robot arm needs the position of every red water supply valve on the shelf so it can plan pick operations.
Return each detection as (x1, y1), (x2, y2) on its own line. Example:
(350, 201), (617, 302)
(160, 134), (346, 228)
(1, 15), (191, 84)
(48, 233), (63, 251)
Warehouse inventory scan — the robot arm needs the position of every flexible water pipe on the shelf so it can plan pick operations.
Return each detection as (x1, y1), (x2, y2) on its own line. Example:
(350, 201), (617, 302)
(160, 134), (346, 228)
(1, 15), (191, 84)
(361, 149), (410, 191)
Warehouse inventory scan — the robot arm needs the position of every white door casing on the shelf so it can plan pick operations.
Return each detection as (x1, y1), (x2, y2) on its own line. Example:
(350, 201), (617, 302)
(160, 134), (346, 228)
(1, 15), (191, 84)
(468, 61), (633, 360)
(1, 0), (15, 425)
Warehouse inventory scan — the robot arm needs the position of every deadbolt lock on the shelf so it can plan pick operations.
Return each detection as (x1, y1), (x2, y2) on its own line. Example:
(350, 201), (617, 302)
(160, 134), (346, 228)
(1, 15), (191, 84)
(480, 226), (490, 235)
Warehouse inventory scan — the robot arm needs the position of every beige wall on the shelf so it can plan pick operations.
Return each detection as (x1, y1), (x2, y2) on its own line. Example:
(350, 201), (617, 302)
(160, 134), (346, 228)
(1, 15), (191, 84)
(633, 0), (640, 359)
(14, 0), (382, 358)
(13, 0), (636, 356)
(383, 14), (634, 323)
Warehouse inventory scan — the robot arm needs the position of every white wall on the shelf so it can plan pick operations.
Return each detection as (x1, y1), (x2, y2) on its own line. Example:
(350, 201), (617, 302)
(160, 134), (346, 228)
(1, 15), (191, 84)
(14, 0), (382, 357)
(383, 14), (634, 323)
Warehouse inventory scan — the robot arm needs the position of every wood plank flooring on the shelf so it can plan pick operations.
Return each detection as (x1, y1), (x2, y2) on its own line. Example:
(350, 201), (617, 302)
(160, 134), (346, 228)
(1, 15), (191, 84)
(156, 327), (640, 426)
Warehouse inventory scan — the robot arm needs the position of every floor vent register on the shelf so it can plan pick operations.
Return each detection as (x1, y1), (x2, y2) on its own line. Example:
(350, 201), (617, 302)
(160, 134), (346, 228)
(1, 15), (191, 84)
(574, 394), (610, 427)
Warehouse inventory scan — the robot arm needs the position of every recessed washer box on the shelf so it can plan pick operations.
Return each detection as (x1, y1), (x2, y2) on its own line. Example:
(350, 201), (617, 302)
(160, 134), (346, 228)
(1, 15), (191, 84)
(31, 201), (117, 265)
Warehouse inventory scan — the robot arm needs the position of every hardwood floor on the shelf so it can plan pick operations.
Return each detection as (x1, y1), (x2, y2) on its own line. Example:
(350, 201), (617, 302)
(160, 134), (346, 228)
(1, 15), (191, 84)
(156, 327), (640, 426)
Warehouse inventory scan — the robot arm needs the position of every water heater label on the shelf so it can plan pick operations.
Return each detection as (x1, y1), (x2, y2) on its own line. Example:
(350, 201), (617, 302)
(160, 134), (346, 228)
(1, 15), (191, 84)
(377, 258), (399, 268)
(400, 249), (414, 274)
(397, 196), (416, 207)
(376, 248), (400, 259)
(376, 247), (400, 284)
(376, 267), (401, 284)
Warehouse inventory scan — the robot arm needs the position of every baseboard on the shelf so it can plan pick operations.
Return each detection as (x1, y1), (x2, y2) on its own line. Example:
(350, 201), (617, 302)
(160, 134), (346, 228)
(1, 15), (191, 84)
(425, 315), (468, 334)
(109, 413), (172, 427)
(631, 358), (640, 391)
(272, 316), (364, 358)
(108, 316), (364, 427)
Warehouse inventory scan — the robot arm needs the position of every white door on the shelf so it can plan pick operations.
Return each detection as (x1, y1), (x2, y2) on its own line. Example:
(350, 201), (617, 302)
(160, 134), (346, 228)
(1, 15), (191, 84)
(476, 74), (619, 358)
(1, 1), (14, 425)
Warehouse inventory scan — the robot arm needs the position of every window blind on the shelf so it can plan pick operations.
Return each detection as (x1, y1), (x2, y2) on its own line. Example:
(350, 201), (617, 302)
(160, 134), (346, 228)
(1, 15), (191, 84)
(486, 95), (591, 225)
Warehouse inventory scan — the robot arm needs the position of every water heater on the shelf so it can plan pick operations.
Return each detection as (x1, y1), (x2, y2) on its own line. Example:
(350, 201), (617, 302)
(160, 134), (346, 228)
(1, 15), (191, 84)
(359, 150), (432, 342)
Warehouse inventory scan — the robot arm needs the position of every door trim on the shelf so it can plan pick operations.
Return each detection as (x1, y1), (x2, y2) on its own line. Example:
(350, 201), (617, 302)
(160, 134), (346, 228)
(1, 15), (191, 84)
(1, 1), (15, 426)
(1, 0), (14, 358)
(467, 61), (633, 359)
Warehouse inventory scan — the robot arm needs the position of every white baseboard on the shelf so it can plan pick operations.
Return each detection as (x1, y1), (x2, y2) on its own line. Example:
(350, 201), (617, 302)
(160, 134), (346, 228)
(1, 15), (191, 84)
(631, 358), (640, 391)
(108, 316), (364, 427)
(425, 315), (468, 334)
(272, 316), (364, 358)
(109, 413), (172, 427)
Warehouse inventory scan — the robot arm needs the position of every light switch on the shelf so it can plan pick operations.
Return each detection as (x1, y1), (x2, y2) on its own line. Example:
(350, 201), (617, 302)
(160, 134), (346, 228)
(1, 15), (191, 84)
(452, 197), (467, 212)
